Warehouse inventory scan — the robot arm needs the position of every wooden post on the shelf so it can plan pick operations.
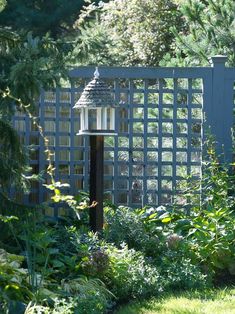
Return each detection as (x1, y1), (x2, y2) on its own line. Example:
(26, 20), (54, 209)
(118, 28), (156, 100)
(210, 56), (233, 163)
(89, 135), (104, 232)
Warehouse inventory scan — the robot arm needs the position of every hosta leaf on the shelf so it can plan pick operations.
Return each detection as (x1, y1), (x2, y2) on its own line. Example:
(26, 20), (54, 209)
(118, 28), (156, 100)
(161, 217), (172, 223)
(148, 213), (157, 219)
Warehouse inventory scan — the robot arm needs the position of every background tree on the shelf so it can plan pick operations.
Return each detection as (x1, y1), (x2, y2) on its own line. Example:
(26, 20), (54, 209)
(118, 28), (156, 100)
(0, 0), (109, 38)
(0, 1), (70, 192)
(162, 0), (235, 66)
(0, 31), (68, 191)
(0, 0), (112, 194)
(73, 0), (185, 66)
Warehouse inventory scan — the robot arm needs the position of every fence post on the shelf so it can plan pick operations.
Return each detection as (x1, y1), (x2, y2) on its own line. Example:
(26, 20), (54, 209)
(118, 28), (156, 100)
(210, 55), (233, 163)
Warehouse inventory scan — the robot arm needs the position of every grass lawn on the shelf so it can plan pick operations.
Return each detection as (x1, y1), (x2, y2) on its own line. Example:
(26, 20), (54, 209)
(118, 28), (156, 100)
(114, 288), (235, 314)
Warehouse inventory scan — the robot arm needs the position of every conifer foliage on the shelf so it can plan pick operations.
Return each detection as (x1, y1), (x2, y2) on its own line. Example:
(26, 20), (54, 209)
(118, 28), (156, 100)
(165, 0), (235, 66)
(0, 2), (68, 192)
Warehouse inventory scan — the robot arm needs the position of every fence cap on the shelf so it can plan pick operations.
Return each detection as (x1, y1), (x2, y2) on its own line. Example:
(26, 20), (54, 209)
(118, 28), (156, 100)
(210, 55), (227, 66)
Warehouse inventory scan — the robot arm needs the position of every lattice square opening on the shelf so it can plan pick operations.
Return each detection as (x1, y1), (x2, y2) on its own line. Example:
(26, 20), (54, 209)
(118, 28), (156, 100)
(147, 151), (158, 161)
(118, 137), (129, 147)
(74, 165), (83, 175)
(162, 152), (173, 162)
(147, 137), (158, 148)
(104, 180), (113, 189)
(133, 107), (144, 119)
(59, 150), (70, 161)
(133, 93), (144, 104)
(45, 121), (55, 132)
(59, 136), (70, 146)
(148, 122), (158, 133)
(133, 136), (144, 147)
(147, 179), (158, 190)
(148, 108), (158, 118)
(133, 165), (143, 176)
(146, 165), (158, 176)
(163, 93), (174, 105)
(118, 164), (129, 176)
(148, 93), (159, 105)
(117, 179), (128, 189)
(162, 165), (172, 176)
(104, 165), (113, 176)
(59, 106), (70, 118)
(59, 164), (70, 175)
(117, 192), (128, 203)
(74, 150), (84, 161)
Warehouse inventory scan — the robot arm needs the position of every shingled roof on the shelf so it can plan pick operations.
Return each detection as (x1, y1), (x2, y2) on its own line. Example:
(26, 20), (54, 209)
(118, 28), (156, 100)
(74, 71), (114, 108)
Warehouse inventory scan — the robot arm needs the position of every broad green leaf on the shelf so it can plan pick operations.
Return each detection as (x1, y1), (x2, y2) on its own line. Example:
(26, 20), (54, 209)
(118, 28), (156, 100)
(162, 217), (172, 223)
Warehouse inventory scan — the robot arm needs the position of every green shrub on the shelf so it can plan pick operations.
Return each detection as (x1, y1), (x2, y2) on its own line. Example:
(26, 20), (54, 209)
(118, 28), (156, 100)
(104, 205), (211, 291)
(190, 146), (235, 279)
(161, 140), (235, 283)
(104, 206), (164, 257)
(71, 231), (163, 301)
(160, 254), (209, 290)
(105, 244), (163, 300)
(0, 249), (31, 313)
(0, 249), (31, 300)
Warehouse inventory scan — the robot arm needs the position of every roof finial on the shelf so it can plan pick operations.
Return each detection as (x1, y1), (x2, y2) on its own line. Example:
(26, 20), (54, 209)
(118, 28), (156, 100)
(94, 67), (100, 79)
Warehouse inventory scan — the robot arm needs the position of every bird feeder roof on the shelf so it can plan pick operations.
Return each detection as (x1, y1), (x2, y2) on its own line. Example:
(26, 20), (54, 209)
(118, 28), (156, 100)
(74, 69), (115, 108)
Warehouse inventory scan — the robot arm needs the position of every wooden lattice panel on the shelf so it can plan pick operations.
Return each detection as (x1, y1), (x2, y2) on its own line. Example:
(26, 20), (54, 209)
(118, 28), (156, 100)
(11, 60), (234, 215)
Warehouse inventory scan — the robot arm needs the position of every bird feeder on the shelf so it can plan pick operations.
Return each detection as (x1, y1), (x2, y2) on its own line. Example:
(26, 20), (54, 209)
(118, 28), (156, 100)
(73, 68), (118, 232)
(74, 68), (116, 136)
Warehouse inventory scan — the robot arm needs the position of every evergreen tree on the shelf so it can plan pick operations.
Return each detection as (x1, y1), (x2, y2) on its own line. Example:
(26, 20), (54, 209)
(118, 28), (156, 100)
(0, 3), (69, 192)
(163, 0), (235, 66)
(0, 0), (109, 38)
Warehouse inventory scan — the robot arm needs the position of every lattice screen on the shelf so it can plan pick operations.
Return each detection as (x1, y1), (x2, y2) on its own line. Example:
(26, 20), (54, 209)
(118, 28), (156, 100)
(12, 73), (204, 214)
(109, 77), (203, 207)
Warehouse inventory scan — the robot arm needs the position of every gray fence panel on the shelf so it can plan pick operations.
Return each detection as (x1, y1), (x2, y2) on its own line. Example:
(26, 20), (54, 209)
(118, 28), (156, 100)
(12, 57), (235, 215)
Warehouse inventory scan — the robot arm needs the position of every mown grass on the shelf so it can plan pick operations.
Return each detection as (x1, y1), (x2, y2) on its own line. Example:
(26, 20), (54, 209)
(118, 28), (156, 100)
(114, 288), (235, 314)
